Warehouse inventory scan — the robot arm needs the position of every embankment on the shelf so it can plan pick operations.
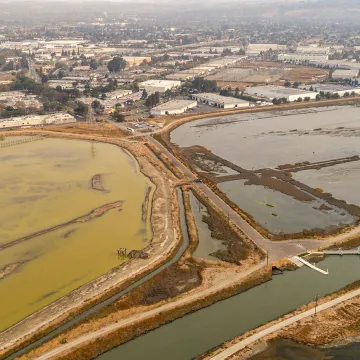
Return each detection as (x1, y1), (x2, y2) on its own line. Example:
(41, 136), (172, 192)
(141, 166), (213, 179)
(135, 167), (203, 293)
(201, 280), (360, 360)
(0, 201), (124, 251)
(54, 266), (272, 360)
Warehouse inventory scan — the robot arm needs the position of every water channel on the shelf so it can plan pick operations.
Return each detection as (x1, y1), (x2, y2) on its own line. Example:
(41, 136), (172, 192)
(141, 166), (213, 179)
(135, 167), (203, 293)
(189, 191), (226, 260)
(97, 255), (360, 360)
(251, 338), (360, 359)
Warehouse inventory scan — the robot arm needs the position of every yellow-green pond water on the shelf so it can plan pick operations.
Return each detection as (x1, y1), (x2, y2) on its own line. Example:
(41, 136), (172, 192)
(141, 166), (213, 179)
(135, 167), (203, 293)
(0, 137), (153, 331)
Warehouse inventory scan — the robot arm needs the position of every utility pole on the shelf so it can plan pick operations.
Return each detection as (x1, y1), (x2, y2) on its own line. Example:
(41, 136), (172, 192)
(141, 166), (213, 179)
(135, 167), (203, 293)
(87, 106), (95, 126)
(227, 210), (230, 225)
(314, 294), (319, 317)
(266, 251), (269, 266)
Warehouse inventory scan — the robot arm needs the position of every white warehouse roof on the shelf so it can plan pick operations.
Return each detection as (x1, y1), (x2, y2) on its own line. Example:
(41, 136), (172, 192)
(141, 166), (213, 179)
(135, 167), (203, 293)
(244, 86), (318, 101)
(150, 100), (197, 116)
(192, 93), (249, 108)
(303, 83), (360, 94)
(139, 80), (181, 88)
(332, 69), (359, 79)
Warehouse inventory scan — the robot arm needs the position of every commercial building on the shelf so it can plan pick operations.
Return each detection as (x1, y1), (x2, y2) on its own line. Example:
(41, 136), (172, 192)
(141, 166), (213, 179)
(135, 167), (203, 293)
(296, 46), (330, 54)
(278, 53), (329, 62)
(246, 44), (287, 56)
(332, 69), (359, 80)
(302, 84), (360, 97)
(107, 89), (133, 99)
(0, 113), (75, 129)
(244, 86), (318, 102)
(48, 80), (75, 90)
(0, 91), (42, 109)
(166, 56), (246, 81)
(150, 100), (197, 116)
(309, 59), (360, 71)
(191, 93), (249, 109)
(139, 80), (181, 93)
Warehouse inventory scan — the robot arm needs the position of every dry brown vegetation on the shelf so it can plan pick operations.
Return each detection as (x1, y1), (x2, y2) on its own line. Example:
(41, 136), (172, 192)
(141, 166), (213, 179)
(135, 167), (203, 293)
(277, 289), (360, 346)
(35, 122), (126, 138)
(327, 237), (360, 250)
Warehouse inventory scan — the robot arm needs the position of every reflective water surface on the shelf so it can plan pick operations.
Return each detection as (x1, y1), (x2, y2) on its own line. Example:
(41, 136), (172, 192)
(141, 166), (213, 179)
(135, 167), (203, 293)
(0, 138), (153, 330)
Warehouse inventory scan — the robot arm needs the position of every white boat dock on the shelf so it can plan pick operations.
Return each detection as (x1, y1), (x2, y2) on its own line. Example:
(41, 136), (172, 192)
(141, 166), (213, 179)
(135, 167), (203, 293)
(293, 256), (329, 275)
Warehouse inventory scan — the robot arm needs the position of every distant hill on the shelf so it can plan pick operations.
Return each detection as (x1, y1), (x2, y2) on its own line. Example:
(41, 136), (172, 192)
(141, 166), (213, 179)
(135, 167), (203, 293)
(0, 0), (359, 23)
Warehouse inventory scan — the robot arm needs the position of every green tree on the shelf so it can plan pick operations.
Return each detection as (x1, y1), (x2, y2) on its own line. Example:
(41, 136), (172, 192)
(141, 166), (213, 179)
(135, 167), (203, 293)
(89, 59), (98, 70)
(20, 56), (29, 70)
(107, 57), (127, 72)
(145, 95), (154, 108)
(91, 100), (102, 110)
(272, 98), (281, 105)
(112, 110), (125, 122)
(141, 89), (148, 100)
(75, 101), (88, 116)
(2, 61), (15, 71)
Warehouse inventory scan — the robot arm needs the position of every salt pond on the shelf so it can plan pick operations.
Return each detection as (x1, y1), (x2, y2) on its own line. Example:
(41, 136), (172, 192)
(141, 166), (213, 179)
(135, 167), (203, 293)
(0, 138), (153, 330)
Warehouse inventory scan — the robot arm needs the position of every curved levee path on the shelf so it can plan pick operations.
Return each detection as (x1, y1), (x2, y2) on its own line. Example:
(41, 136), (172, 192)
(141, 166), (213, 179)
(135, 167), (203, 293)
(209, 288), (360, 360)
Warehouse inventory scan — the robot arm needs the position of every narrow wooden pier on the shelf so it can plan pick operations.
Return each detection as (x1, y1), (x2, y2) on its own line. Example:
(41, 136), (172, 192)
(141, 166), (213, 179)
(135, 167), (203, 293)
(312, 249), (360, 256)
(293, 256), (329, 275)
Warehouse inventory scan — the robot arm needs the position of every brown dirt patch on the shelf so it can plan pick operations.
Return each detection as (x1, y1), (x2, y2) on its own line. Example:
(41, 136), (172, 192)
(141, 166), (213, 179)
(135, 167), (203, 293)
(36, 122), (126, 138)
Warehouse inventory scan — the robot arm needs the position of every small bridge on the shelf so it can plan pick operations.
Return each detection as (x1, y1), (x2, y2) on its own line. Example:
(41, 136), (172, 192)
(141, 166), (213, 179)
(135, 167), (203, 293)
(293, 256), (329, 275)
(312, 248), (360, 256)
(0, 135), (47, 148)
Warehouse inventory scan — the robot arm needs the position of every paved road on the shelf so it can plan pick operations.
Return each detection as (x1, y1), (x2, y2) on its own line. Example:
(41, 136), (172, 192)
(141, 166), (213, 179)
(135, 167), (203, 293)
(147, 136), (326, 261)
(28, 60), (41, 83)
(210, 288), (360, 360)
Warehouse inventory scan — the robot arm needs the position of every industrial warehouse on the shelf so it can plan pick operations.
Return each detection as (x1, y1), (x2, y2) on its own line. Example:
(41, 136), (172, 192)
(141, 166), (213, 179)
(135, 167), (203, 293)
(0, 113), (75, 129)
(150, 100), (197, 116)
(139, 80), (181, 93)
(302, 84), (360, 97)
(244, 85), (318, 102)
(191, 93), (250, 108)
(332, 69), (359, 80)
